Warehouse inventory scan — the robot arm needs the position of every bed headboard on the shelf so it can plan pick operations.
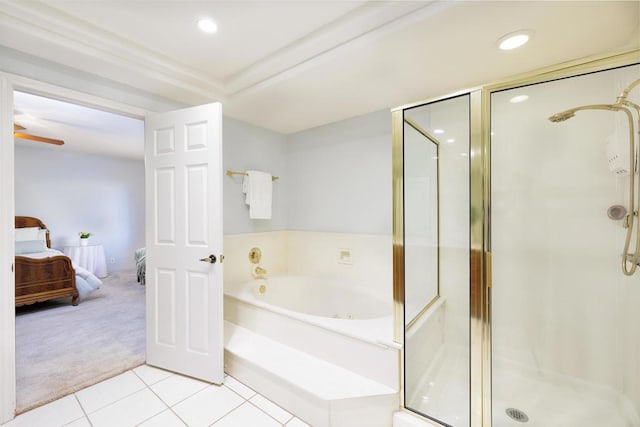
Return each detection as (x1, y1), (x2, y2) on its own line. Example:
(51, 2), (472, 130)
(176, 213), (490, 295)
(15, 216), (51, 248)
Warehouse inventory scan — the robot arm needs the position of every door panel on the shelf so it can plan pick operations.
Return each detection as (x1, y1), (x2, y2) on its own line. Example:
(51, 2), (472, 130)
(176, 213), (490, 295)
(145, 103), (223, 384)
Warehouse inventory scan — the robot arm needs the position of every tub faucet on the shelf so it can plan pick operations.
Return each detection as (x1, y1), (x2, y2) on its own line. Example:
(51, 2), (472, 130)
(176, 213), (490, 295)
(253, 266), (267, 279)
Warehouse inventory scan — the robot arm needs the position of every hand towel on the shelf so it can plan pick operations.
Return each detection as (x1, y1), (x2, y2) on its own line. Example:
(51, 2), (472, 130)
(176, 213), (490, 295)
(245, 170), (273, 219)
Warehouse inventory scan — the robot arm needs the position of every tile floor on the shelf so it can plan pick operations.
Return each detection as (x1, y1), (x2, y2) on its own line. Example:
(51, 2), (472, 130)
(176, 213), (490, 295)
(2, 365), (311, 427)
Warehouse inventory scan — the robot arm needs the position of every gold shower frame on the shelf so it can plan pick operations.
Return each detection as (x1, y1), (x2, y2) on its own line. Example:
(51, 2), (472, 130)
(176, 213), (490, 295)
(392, 48), (640, 427)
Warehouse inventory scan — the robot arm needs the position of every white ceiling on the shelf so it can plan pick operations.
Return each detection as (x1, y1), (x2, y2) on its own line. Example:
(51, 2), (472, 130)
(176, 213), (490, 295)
(2, 1), (639, 158)
(14, 91), (144, 159)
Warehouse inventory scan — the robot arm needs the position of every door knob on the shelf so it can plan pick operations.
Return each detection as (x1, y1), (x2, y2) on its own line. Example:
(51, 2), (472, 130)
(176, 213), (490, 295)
(199, 254), (217, 264)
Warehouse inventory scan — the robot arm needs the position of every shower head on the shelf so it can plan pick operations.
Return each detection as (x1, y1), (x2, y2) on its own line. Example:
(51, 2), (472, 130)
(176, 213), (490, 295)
(548, 103), (619, 123)
(548, 110), (575, 122)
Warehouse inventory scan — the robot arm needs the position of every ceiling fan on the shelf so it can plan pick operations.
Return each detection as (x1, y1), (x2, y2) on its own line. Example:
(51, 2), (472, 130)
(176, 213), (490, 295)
(13, 123), (64, 145)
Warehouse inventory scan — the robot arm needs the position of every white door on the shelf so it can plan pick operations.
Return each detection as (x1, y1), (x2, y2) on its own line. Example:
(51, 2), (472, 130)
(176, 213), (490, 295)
(145, 103), (224, 383)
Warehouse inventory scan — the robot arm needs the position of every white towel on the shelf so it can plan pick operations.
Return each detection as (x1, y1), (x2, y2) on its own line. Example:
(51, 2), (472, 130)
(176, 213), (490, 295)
(244, 170), (272, 219)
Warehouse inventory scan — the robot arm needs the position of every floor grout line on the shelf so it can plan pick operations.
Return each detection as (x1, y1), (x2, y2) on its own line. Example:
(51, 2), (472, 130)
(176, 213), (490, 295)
(143, 379), (188, 426)
(72, 393), (92, 426)
(67, 393), (93, 427)
(158, 382), (213, 408)
(7, 366), (308, 427)
(247, 399), (292, 425)
(78, 383), (148, 416)
(221, 380), (255, 401)
(206, 399), (246, 427)
(130, 385), (169, 427)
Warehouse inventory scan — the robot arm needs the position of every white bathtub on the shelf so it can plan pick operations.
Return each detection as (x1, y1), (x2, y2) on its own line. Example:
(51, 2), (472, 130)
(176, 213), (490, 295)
(224, 275), (399, 387)
(225, 275), (394, 346)
(224, 274), (399, 427)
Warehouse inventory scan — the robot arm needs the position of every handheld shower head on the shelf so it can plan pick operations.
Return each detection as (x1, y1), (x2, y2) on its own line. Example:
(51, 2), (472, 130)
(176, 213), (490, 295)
(548, 110), (575, 122)
(549, 104), (620, 123)
(544, 81), (640, 276)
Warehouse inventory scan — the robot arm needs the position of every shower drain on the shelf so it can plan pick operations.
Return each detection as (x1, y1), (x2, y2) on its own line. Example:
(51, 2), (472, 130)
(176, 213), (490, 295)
(505, 408), (529, 423)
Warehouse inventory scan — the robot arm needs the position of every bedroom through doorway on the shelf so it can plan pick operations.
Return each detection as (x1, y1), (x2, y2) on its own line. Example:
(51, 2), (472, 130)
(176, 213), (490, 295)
(13, 91), (146, 413)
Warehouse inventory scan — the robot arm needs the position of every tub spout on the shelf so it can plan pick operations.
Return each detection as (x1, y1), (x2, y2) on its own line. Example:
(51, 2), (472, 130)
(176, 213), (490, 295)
(253, 266), (267, 279)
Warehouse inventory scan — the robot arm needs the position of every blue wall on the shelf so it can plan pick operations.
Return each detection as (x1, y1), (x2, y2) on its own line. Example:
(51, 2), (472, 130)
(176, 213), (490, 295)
(14, 144), (145, 273)
(223, 110), (391, 236)
(223, 116), (288, 234)
(286, 109), (391, 235)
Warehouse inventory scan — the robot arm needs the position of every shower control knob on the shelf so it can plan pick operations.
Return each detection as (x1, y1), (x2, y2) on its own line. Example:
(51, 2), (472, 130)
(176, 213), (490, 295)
(199, 254), (217, 264)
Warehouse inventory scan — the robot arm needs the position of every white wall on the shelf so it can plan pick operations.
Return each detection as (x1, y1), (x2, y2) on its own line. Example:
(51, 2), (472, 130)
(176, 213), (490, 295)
(14, 144), (144, 273)
(223, 230), (392, 310)
(223, 231), (289, 285)
(286, 230), (392, 303)
(286, 109), (392, 235)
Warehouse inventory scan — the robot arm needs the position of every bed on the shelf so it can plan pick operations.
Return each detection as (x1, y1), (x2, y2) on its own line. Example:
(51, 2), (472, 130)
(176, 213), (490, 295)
(15, 216), (79, 307)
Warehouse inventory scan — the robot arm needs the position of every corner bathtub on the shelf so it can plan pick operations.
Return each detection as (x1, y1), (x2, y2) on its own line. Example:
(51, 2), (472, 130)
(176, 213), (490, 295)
(223, 275), (399, 389)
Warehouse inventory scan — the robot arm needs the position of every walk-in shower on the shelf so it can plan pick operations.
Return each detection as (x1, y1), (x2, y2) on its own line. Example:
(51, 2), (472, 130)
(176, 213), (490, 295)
(549, 78), (640, 275)
(394, 52), (640, 427)
(491, 61), (640, 427)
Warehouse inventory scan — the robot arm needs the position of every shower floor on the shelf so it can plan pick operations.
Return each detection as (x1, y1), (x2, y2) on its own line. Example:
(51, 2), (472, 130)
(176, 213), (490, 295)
(406, 345), (639, 427)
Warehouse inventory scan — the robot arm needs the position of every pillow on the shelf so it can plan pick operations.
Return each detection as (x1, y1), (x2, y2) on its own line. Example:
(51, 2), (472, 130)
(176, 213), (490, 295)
(15, 239), (47, 255)
(36, 228), (48, 242)
(15, 227), (40, 242)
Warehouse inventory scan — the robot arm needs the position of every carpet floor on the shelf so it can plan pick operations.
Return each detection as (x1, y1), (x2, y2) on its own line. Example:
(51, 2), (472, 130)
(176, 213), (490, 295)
(15, 270), (145, 414)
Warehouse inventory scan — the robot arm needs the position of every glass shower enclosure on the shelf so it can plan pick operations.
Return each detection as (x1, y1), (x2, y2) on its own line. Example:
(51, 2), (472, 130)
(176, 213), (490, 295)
(393, 52), (640, 427)
(491, 63), (640, 427)
(393, 94), (471, 426)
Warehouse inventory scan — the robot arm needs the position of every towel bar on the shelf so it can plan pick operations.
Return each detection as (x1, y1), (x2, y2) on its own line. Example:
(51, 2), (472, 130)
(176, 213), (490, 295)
(226, 170), (279, 181)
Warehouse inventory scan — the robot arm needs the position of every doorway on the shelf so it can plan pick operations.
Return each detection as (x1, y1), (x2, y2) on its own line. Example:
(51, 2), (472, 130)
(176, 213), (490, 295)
(13, 90), (146, 412)
(0, 73), (151, 423)
(1, 73), (225, 423)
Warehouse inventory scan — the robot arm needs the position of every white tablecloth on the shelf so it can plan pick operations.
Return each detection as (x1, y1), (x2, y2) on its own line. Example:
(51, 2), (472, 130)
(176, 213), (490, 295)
(64, 244), (108, 278)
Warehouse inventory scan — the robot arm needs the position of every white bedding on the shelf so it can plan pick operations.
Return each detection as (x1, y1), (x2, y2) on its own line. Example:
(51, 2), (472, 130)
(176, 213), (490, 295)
(19, 248), (102, 299)
(18, 248), (63, 260)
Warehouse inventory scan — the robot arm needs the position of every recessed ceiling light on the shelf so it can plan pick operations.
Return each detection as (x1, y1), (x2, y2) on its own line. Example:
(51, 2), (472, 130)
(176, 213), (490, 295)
(460, 152), (468, 157)
(433, 129), (445, 134)
(446, 138), (455, 143)
(498, 30), (533, 50)
(510, 95), (529, 103)
(198, 18), (218, 33)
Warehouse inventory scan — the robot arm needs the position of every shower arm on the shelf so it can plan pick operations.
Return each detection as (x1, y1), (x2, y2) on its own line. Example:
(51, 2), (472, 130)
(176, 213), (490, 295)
(616, 78), (640, 145)
(548, 104), (618, 122)
(616, 78), (640, 173)
(616, 79), (640, 106)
